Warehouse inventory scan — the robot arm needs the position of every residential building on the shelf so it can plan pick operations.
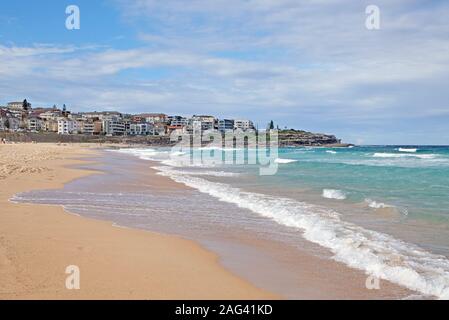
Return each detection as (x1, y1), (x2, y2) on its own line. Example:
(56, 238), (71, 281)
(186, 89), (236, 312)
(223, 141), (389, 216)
(77, 120), (96, 135)
(218, 119), (235, 132)
(103, 117), (125, 136)
(234, 119), (255, 131)
(81, 111), (122, 121)
(58, 119), (78, 135)
(27, 117), (44, 132)
(153, 123), (167, 136)
(168, 116), (188, 127)
(39, 109), (62, 121)
(0, 109), (20, 131)
(138, 113), (167, 124)
(7, 101), (31, 111)
(127, 123), (153, 136)
(44, 119), (59, 132)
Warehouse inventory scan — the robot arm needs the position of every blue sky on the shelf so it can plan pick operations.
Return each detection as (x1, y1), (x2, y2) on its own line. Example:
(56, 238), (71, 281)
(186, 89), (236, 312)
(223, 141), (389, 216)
(1, 0), (449, 144)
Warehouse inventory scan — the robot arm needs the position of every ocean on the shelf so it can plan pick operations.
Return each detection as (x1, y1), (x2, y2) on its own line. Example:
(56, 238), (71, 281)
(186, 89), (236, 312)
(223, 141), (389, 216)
(12, 145), (449, 299)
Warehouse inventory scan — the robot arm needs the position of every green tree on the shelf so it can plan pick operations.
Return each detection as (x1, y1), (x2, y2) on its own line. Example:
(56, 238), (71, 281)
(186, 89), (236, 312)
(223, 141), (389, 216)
(22, 99), (29, 111)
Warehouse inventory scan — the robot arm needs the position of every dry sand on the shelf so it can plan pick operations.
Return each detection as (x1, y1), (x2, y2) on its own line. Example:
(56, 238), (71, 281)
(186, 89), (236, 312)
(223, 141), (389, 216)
(0, 143), (276, 299)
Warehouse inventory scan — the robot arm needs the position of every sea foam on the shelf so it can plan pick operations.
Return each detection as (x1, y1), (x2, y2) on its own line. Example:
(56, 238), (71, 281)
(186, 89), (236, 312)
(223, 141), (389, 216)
(322, 189), (347, 200)
(274, 158), (298, 164)
(398, 148), (418, 153)
(373, 153), (436, 159)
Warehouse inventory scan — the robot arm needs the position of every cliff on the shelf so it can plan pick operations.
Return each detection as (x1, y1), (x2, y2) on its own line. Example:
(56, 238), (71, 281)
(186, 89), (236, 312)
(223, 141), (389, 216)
(278, 129), (347, 147)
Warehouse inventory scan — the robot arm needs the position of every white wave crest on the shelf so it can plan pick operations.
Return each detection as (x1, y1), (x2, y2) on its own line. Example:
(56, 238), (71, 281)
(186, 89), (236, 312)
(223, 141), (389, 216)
(373, 153), (436, 159)
(365, 198), (394, 209)
(322, 189), (347, 200)
(274, 158), (298, 164)
(398, 148), (418, 153)
(152, 166), (240, 177)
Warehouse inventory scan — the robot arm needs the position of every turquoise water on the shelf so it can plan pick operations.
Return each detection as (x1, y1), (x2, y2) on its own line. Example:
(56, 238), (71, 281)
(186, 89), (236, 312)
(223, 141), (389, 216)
(257, 146), (449, 224)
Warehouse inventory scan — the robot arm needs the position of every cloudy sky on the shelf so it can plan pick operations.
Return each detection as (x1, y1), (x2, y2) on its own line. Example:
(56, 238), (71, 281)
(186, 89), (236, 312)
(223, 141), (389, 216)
(1, 0), (448, 144)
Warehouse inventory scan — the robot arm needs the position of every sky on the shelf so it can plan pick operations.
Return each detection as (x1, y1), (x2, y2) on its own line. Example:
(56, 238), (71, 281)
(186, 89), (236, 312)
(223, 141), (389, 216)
(1, 0), (449, 144)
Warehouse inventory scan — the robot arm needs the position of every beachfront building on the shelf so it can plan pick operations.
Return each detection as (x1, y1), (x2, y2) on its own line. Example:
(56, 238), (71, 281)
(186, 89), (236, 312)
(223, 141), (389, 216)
(218, 119), (235, 133)
(76, 120), (97, 135)
(38, 109), (62, 121)
(102, 117), (125, 136)
(44, 119), (59, 133)
(58, 119), (78, 135)
(137, 113), (167, 124)
(27, 117), (44, 132)
(127, 123), (153, 136)
(7, 101), (31, 111)
(153, 123), (167, 136)
(234, 119), (254, 131)
(81, 111), (122, 121)
(168, 116), (189, 127)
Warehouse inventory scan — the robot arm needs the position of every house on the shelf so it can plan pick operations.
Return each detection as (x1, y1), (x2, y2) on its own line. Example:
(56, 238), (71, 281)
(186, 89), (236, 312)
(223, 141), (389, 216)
(218, 119), (235, 133)
(102, 117), (125, 136)
(137, 113), (167, 124)
(76, 120), (96, 135)
(127, 122), (153, 136)
(27, 117), (44, 132)
(168, 116), (188, 127)
(39, 109), (62, 121)
(44, 119), (59, 132)
(0, 109), (20, 131)
(167, 125), (186, 135)
(7, 101), (31, 111)
(58, 119), (78, 135)
(234, 119), (255, 131)
(153, 123), (167, 136)
(81, 111), (122, 121)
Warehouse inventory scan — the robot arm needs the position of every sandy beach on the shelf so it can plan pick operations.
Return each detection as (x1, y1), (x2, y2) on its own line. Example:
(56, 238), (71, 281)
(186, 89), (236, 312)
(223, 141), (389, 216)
(0, 143), (276, 299)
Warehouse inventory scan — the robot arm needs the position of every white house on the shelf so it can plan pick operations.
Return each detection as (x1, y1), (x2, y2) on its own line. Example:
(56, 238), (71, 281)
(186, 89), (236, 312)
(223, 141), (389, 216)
(234, 119), (254, 131)
(58, 119), (77, 135)
(102, 117), (125, 136)
(28, 117), (44, 132)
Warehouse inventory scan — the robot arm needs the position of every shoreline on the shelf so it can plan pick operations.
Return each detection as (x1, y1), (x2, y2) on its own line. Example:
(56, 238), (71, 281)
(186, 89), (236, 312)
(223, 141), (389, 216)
(0, 143), (276, 299)
(12, 146), (415, 299)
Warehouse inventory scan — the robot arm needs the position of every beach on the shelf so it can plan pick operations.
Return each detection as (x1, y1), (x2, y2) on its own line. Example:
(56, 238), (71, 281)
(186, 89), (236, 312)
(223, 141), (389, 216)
(0, 143), (276, 299)
(3, 143), (449, 299)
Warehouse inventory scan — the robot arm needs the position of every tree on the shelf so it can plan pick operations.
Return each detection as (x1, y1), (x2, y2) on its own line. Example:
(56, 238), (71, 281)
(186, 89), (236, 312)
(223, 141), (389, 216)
(4, 118), (10, 129)
(269, 120), (274, 130)
(22, 99), (29, 111)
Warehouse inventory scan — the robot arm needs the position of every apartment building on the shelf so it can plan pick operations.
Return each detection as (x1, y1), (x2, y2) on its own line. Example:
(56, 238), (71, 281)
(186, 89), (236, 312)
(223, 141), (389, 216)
(218, 119), (235, 133)
(58, 119), (78, 134)
(103, 117), (125, 136)
(234, 119), (255, 131)
(28, 117), (44, 132)
(127, 122), (153, 136)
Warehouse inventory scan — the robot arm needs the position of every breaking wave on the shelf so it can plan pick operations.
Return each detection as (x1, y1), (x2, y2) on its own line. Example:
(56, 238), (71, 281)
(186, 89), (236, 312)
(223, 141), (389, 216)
(322, 189), (347, 200)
